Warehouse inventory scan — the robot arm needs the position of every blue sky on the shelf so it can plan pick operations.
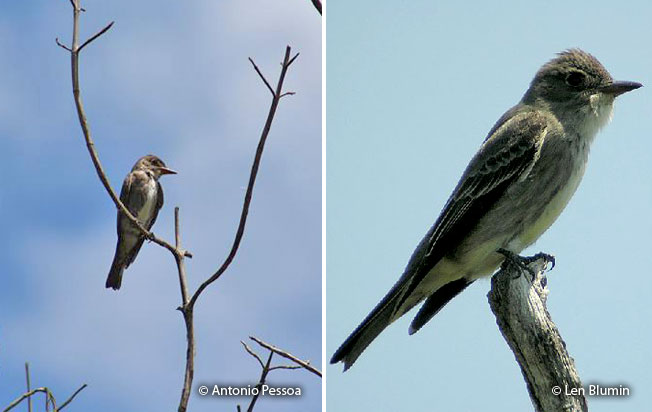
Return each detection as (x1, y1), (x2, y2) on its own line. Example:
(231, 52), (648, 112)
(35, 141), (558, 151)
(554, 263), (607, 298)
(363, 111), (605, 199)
(1, 1), (321, 411)
(327, 1), (652, 411)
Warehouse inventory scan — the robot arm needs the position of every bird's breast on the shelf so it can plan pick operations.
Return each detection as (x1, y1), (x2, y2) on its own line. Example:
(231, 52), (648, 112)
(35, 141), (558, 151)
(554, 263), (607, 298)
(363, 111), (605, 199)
(137, 179), (159, 224)
(507, 136), (589, 251)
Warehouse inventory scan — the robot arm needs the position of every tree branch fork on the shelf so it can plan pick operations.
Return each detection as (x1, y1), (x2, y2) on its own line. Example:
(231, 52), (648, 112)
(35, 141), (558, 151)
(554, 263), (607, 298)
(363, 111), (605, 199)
(3, 362), (87, 412)
(239, 336), (322, 412)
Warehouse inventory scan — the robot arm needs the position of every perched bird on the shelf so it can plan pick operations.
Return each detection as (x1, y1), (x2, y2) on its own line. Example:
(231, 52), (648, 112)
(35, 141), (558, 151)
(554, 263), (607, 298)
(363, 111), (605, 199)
(331, 49), (641, 370)
(106, 155), (177, 290)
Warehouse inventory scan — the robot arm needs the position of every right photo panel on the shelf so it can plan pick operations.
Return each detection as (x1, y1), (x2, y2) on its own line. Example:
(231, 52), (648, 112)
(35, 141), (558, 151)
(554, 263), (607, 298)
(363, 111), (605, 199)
(326, 2), (652, 411)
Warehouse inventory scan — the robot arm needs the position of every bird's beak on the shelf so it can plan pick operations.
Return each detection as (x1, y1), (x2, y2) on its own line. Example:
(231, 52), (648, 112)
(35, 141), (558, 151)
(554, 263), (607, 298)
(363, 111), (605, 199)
(157, 166), (177, 175)
(599, 80), (642, 97)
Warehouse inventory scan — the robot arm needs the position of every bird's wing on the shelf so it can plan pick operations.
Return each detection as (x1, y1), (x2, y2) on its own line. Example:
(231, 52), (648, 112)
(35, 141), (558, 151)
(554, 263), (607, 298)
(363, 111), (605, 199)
(330, 110), (551, 369)
(117, 171), (151, 267)
(116, 171), (135, 232)
(393, 110), (549, 315)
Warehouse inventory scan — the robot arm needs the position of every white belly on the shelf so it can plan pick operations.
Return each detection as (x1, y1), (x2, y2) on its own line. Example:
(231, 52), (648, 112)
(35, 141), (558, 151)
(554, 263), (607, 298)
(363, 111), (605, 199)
(137, 180), (159, 224)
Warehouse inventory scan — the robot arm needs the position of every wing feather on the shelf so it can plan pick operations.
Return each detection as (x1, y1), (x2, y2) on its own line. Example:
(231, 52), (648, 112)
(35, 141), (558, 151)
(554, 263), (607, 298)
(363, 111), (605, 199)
(393, 110), (548, 314)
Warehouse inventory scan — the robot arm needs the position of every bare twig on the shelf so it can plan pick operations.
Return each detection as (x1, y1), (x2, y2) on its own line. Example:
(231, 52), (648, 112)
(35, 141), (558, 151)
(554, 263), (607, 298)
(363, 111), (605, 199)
(248, 58), (275, 97)
(288, 52), (300, 67)
(58, 384), (88, 410)
(310, 0), (322, 15)
(269, 365), (302, 371)
(24, 363), (32, 412)
(78, 21), (114, 53)
(174, 207), (191, 307)
(55, 38), (72, 52)
(250, 336), (322, 378)
(241, 341), (265, 369)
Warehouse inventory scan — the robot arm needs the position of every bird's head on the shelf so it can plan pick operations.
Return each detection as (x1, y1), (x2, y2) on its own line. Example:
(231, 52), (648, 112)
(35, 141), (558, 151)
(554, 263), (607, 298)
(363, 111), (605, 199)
(522, 49), (641, 133)
(134, 154), (177, 179)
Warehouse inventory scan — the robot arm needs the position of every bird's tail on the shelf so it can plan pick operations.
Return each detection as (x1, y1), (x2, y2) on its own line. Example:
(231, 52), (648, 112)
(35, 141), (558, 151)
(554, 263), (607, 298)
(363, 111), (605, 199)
(106, 256), (124, 290)
(331, 275), (475, 370)
(330, 282), (410, 371)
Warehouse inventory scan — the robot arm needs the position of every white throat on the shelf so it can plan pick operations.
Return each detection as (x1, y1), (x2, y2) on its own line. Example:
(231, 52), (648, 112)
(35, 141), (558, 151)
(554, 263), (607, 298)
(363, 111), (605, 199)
(581, 93), (615, 141)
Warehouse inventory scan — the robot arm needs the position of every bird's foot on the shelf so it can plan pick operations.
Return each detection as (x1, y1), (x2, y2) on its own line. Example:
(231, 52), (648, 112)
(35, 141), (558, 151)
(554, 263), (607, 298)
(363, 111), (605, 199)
(525, 252), (555, 271)
(497, 249), (555, 281)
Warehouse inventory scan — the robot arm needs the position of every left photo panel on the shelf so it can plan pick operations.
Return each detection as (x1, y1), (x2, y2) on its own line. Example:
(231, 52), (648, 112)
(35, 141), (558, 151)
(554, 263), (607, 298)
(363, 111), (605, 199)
(1, 2), (322, 411)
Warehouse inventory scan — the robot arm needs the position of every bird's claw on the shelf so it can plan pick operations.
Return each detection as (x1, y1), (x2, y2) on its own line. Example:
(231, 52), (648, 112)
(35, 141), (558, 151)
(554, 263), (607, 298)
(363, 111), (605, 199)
(529, 252), (555, 271)
(497, 248), (555, 281)
(497, 248), (536, 280)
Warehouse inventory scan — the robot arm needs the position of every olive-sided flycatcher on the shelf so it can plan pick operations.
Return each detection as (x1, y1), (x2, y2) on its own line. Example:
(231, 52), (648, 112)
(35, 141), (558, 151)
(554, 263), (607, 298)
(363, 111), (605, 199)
(106, 155), (177, 290)
(331, 49), (641, 370)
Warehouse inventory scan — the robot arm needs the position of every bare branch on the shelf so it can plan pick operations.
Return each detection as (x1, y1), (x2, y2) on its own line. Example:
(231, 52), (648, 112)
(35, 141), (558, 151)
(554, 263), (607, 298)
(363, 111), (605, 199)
(248, 57), (275, 97)
(178, 307), (195, 412)
(279, 92), (295, 98)
(46, 390), (57, 411)
(489, 254), (587, 412)
(269, 365), (302, 371)
(55, 38), (72, 52)
(188, 46), (298, 309)
(24, 363), (32, 412)
(249, 336), (322, 378)
(4, 388), (55, 412)
(174, 207), (190, 306)
(288, 52), (300, 67)
(173, 208), (193, 412)
(241, 338), (306, 412)
(246, 351), (273, 412)
(241, 341), (265, 369)
(174, 207), (194, 412)
(78, 21), (115, 53)
(4, 389), (42, 412)
(58, 384), (88, 410)
(4, 381), (86, 412)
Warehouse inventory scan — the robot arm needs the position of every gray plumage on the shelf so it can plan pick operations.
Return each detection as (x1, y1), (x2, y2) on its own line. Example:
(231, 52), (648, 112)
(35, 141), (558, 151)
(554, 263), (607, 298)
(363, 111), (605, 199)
(106, 155), (176, 290)
(331, 49), (641, 370)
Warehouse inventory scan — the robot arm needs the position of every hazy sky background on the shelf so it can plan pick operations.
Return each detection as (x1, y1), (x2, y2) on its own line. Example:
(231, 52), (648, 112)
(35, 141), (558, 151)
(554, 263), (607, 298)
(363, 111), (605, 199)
(1, 1), (321, 411)
(327, 1), (651, 411)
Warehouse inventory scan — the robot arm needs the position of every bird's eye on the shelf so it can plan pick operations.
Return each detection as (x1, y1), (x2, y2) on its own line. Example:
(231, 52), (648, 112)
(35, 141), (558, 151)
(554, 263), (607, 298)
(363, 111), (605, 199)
(565, 71), (586, 87)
